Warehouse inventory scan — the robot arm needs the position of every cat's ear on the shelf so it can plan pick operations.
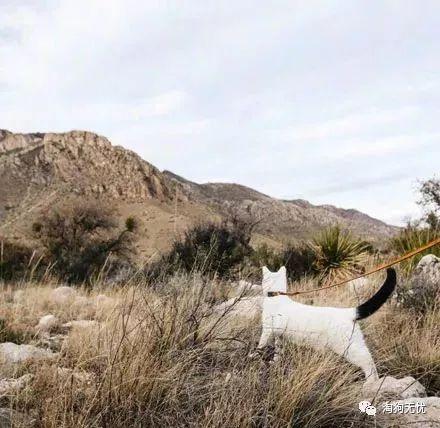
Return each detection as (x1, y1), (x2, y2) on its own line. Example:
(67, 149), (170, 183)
(278, 266), (286, 273)
(262, 266), (270, 275)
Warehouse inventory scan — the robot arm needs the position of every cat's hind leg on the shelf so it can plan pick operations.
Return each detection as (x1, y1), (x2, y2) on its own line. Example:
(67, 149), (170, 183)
(343, 335), (378, 381)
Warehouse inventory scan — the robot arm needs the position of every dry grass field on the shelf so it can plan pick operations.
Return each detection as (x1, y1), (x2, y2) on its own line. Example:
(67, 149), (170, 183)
(1, 267), (439, 427)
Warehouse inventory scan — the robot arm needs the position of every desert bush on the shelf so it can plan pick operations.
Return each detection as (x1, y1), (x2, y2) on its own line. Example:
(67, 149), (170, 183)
(248, 243), (284, 272)
(33, 200), (136, 284)
(150, 217), (254, 280)
(282, 243), (317, 281)
(0, 239), (40, 281)
(389, 225), (440, 273)
(311, 226), (370, 284)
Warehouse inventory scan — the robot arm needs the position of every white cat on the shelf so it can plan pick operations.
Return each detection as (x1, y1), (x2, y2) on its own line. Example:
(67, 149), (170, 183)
(253, 266), (396, 380)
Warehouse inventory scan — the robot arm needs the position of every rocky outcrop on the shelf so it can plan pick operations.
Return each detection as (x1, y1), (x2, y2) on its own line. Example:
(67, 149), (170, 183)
(0, 130), (178, 224)
(362, 376), (426, 401)
(0, 343), (56, 364)
(413, 254), (440, 285)
(164, 172), (399, 242)
(36, 315), (59, 333)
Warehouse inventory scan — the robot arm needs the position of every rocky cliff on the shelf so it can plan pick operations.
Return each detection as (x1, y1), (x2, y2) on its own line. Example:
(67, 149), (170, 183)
(0, 129), (398, 254)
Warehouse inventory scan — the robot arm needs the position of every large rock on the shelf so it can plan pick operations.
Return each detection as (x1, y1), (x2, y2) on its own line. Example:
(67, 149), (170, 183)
(363, 376), (426, 401)
(36, 314), (59, 333)
(214, 296), (262, 319)
(0, 374), (33, 397)
(379, 397), (440, 428)
(235, 280), (261, 295)
(413, 254), (440, 284)
(50, 286), (77, 305)
(0, 343), (56, 364)
(62, 320), (98, 330)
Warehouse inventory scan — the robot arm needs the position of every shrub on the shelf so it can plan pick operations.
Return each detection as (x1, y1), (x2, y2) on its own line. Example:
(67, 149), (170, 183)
(389, 225), (440, 273)
(282, 243), (317, 281)
(151, 217), (254, 280)
(311, 226), (370, 284)
(33, 200), (136, 284)
(0, 239), (39, 281)
(248, 243), (284, 272)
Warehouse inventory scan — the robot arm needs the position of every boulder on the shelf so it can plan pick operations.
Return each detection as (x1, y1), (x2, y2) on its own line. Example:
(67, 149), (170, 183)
(413, 254), (440, 285)
(0, 343), (56, 364)
(94, 294), (116, 308)
(36, 314), (59, 333)
(0, 374), (33, 397)
(12, 290), (25, 304)
(379, 396), (440, 428)
(62, 320), (98, 330)
(50, 286), (77, 305)
(363, 376), (426, 401)
(56, 367), (95, 386)
(214, 296), (262, 319)
(236, 280), (261, 295)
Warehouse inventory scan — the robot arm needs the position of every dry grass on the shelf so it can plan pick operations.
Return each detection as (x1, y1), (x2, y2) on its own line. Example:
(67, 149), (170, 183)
(0, 270), (439, 427)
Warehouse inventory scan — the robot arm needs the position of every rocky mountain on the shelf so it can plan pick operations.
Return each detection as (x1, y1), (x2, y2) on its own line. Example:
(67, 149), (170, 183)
(0, 129), (398, 256)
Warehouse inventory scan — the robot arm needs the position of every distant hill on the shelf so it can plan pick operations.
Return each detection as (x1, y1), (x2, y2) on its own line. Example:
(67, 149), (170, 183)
(0, 130), (398, 258)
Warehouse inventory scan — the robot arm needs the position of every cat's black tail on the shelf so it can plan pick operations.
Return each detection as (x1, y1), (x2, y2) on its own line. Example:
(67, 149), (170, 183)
(355, 268), (396, 320)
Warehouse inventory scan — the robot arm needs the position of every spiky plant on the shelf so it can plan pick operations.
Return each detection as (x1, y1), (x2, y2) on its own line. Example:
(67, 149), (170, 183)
(311, 226), (370, 284)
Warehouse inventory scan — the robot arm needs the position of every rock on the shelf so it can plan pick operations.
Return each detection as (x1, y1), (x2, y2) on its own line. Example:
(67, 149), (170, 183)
(56, 368), (95, 386)
(94, 294), (115, 308)
(363, 376), (426, 401)
(214, 296), (262, 319)
(0, 342), (56, 364)
(236, 280), (261, 295)
(51, 286), (77, 305)
(0, 408), (35, 428)
(413, 254), (440, 284)
(62, 320), (98, 330)
(379, 397), (440, 428)
(0, 374), (33, 397)
(36, 314), (59, 333)
(12, 290), (25, 304)
(37, 334), (65, 352)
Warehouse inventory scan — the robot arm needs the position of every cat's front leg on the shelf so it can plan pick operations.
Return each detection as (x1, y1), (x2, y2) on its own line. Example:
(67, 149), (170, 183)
(248, 327), (272, 358)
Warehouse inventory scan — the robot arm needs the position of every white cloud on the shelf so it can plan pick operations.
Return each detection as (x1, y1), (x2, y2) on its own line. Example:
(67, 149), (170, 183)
(1, 0), (440, 226)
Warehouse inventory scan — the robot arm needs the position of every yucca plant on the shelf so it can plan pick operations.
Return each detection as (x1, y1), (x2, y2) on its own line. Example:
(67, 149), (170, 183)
(389, 225), (440, 273)
(311, 226), (370, 285)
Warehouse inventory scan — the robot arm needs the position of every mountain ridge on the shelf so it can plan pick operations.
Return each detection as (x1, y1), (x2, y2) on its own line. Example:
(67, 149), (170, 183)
(0, 129), (398, 256)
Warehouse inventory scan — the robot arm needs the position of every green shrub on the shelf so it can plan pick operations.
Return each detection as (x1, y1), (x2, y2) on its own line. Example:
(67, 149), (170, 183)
(150, 217), (254, 280)
(311, 226), (370, 284)
(282, 243), (317, 281)
(0, 239), (39, 281)
(248, 243), (284, 272)
(33, 200), (136, 284)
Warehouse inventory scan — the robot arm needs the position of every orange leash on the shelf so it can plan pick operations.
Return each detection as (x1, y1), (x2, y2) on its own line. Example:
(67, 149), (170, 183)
(269, 236), (440, 297)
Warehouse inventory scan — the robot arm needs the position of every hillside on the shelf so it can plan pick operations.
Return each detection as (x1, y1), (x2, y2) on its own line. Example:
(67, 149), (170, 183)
(0, 129), (398, 258)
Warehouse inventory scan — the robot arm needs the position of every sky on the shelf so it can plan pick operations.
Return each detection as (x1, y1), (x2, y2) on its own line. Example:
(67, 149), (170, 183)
(1, 1), (439, 226)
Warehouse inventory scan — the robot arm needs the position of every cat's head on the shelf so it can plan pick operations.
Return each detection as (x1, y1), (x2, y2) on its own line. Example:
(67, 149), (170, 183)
(262, 266), (287, 294)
